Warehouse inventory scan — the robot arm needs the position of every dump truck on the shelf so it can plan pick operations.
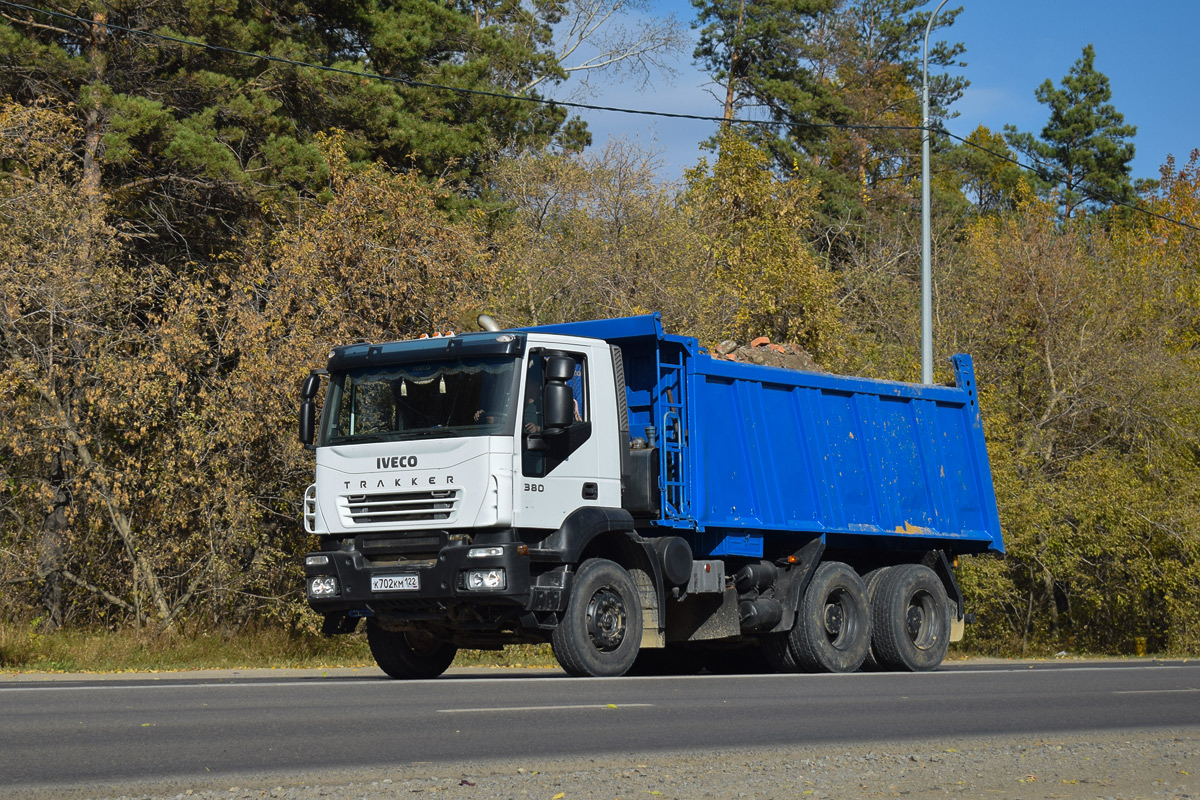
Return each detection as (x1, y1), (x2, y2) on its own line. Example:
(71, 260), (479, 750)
(299, 313), (1003, 678)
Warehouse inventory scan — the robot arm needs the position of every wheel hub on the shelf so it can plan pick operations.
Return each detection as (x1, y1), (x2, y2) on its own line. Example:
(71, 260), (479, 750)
(586, 588), (627, 652)
(906, 604), (926, 637)
(823, 602), (845, 636)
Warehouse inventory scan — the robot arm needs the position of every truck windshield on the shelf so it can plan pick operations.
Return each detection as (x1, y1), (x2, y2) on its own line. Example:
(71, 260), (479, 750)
(322, 356), (520, 445)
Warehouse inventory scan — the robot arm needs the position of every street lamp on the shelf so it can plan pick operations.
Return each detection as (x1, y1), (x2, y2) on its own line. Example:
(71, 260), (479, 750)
(921, 0), (949, 385)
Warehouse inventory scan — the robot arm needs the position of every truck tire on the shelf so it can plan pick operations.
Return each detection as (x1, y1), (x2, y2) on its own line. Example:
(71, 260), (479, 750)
(789, 561), (872, 673)
(871, 563), (950, 672)
(366, 622), (458, 679)
(761, 632), (799, 673)
(859, 567), (892, 671)
(552, 558), (642, 677)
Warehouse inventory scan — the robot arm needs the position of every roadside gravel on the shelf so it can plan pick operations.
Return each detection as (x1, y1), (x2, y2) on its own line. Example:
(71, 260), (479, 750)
(24, 728), (1198, 800)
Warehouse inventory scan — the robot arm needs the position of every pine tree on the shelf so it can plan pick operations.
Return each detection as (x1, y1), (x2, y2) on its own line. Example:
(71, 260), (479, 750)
(1004, 44), (1136, 219)
(0, 0), (585, 264)
(691, 0), (844, 161)
(689, 0), (966, 227)
(814, 0), (967, 194)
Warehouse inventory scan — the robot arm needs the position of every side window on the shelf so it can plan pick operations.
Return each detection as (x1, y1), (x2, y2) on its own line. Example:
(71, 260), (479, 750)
(522, 350), (589, 478)
(522, 357), (544, 435)
(521, 356), (546, 477)
(567, 360), (586, 422)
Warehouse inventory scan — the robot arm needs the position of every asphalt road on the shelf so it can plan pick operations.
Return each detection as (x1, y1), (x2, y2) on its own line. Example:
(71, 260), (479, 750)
(2, 660), (1198, 793)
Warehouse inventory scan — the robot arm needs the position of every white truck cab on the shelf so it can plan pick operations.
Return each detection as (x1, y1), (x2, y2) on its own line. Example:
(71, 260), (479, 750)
(304, 332), (623, 537)
(299, 329), (661, 679)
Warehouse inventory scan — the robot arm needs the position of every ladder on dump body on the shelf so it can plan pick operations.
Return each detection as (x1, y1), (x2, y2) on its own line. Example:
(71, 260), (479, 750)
(657, 344), (690, 521)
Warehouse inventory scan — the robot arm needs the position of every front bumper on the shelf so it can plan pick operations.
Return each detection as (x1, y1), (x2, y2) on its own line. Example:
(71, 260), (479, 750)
(304, 536), (534, 618)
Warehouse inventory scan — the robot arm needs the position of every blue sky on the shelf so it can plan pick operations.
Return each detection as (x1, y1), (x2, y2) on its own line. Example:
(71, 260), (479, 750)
(557, 1), (1198, 185)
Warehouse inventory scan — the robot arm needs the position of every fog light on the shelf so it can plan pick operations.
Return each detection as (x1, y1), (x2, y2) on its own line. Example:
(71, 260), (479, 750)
(465, 569), (506, 591)
(309, 576), (339, 596)
(306, 554), (330, 567)
(468, 546), (504, 558)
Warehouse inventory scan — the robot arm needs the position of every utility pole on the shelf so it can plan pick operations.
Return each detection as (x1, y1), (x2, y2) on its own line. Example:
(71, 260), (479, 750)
(921, 0), (949, 385)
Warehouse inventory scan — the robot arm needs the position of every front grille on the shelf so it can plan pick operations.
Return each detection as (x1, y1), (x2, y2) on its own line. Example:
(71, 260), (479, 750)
(343, 489), (461, 525)
(359, 534), (443, 556)
(356, 532), (445, 566)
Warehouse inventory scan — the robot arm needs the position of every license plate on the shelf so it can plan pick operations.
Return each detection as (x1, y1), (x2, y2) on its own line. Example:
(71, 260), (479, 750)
(371, 574), (420, 592)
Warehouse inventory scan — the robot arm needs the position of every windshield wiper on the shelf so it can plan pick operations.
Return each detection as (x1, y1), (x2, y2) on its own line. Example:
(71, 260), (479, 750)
(404, 428), (460, 438)
(331, 434), (392, 444)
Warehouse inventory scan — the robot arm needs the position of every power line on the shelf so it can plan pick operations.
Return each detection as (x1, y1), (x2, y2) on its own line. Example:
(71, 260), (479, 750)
(2, 0), (1196, 232)
(941, 128), (1200, 233)
(0, 0), (917, 135)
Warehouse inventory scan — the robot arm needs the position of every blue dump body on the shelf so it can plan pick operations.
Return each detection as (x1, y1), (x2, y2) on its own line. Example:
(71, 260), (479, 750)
(529, 313), (1004, 559)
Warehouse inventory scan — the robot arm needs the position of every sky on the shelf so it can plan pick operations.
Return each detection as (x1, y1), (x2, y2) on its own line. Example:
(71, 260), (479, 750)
(553, 0), (1199, 185)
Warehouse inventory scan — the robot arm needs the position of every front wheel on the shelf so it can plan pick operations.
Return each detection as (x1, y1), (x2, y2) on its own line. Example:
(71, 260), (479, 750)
(789, 561), (872, 673)
(367, 622), (458, 679)
(552, 558), (642, 677)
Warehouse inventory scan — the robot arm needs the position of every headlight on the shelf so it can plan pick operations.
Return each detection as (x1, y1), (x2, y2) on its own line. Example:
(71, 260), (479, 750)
(465, 569), (506, 591)
(309, 576), (339, 596)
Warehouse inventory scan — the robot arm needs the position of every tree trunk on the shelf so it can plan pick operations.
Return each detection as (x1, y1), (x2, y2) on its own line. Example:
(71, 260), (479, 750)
(1043, 569), (1060, 638)
(36, 450), (70, 631)
(35, 383), (175, 626)
(81, 4), (107, 199)
(722, 0), (746, 124)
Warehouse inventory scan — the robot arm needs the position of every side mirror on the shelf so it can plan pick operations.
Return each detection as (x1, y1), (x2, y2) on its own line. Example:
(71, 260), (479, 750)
(299, 372), (323, 448)
(299, 400), (317, 447)
(542, 355), (576, 430)
(543, 383), (573, 430)
(301, 373), (322, 400)
(545, 355), (575, 382)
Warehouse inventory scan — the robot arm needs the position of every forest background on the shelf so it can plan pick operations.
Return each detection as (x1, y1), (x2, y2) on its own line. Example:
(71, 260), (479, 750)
(2, 0), (1199, 664)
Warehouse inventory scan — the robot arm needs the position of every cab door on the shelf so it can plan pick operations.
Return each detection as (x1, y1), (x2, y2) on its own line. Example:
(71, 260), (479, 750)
(514, 345), (612, 529)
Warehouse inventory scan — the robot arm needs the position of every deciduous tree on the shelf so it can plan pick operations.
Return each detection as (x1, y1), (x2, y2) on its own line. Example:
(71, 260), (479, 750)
(486, 133), (843, 356)
(944, 189), (1200, 654)
(485, 139), (695, 325)
(680, 132), (843, 355)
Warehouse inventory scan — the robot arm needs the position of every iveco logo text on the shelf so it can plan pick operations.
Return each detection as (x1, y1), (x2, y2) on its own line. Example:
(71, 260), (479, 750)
(376, 456), (418, 469)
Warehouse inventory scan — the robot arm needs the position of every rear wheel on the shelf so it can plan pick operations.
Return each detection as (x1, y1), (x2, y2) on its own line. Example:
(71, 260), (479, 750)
(859, 567), (892, 671)
(367, 622), (458, 679)
(871, 564), (950, 672)
(552, 558), (642, 677)
(789, 561), (872, 673)
(761, 631), (799, 673)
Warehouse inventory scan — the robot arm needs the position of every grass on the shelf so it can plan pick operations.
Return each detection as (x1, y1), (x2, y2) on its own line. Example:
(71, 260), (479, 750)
(2, 624), (1175, 675)
(0, 623), (559, 674)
